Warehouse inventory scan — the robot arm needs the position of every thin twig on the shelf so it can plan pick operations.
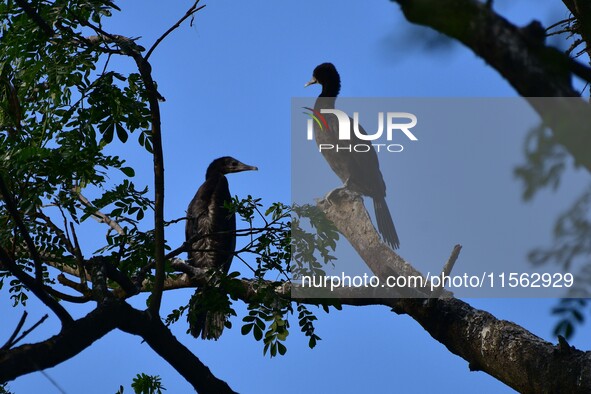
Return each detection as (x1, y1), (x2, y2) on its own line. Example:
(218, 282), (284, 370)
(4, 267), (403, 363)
(545, 17), (575, 32)
(69, 222), (86, 284)
(2, 311), (27, 349)
(39, 369), (67, 394)
(75, 190), (125, 236)
(233, 253), (257, 274)
(8, 314), (49, 349)
(431, 244), (462, 299)
(145, 1), (206, 61)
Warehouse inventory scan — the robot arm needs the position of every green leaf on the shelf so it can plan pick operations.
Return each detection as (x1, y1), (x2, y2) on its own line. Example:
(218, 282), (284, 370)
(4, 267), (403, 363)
(116, 123), (128, 143)
(253, 325), (263, 341)
(102, 122), (115, 143)
(241, 323), (253, 335)
(121, 167), (135, 177)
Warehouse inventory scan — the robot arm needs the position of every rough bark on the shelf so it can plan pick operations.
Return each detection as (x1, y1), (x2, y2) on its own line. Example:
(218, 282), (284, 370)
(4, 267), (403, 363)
(318, 192), (591, 393)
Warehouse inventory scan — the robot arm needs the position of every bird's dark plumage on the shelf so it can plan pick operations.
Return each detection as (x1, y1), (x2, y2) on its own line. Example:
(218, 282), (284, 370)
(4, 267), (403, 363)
(186, 156), (257, 339)
(306, 63), (400, 249)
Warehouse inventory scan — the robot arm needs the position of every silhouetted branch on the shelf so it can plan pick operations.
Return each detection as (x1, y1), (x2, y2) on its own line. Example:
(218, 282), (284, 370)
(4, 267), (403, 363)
(145, 1), (206, 61)
(118, 306), (237, 394)
(562, 0), (591, 62)
(44, 286), (90, 304)
(1, 311), (27, 350)
(391, 0), (591, 174)
(3, 314), (49, 349)
(0, 301), (236, 393)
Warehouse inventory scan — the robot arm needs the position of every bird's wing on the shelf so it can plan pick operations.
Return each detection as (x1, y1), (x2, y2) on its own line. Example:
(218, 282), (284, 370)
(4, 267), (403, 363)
(186, 175), (235, 272)
(347, 120), (387, 198)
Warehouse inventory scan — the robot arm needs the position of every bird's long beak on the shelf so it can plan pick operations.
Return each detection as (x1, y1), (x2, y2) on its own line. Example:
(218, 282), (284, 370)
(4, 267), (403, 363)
(237, 163), (258, 172)
(304, 77), (317, 87)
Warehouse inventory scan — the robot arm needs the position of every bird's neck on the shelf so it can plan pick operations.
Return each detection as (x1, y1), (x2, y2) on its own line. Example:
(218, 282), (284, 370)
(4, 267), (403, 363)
(315, 84), (339, 110)
(205, 169), (225, 180)
(314, 96), (336, 111)
(320, 83), (340, 98)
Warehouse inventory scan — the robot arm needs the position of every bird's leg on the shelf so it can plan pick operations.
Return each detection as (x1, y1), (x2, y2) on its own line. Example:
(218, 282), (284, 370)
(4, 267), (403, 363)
(324, 178), (359, 203)
(324, 185), (348, 203)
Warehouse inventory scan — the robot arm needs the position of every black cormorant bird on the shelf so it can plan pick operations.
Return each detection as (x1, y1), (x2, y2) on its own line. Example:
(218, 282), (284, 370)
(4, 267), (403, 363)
(186, 156), (258, 339)
(305, 63), (400, 249)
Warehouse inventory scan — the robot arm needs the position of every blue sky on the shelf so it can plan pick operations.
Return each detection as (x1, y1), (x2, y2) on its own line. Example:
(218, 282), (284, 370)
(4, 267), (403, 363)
(2, 1), (590, 393)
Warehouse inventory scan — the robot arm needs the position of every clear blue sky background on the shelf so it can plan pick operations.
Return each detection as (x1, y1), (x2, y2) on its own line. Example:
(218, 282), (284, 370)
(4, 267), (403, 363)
(2, 1), (590, 393)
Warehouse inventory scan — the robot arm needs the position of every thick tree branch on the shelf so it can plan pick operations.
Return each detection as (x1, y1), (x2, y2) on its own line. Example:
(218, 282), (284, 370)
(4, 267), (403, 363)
(318, 191), (591, 393)
(118, 307), (237, 394)
(314, 189), (450, 298)
(393, 0), (576, 96)
(0, 301), (236, 393)
(138, 54), (166, 316)
(0, 303), (117, 382)
(391, 0), (591, 173)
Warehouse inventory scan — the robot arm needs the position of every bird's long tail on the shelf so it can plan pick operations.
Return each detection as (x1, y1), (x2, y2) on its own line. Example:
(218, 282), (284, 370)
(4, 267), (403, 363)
(188, 287), (228, 340)
(190, 310), (227, 340)
(373, 196), (400, 249)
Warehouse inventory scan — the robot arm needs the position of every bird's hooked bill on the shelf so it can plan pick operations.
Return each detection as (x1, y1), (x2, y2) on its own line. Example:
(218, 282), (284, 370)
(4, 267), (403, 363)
(304, 77), (317, 87)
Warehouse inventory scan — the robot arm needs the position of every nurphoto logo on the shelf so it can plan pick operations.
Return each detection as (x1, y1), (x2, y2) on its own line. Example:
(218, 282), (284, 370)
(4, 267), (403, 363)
(303, 108), (418, 153)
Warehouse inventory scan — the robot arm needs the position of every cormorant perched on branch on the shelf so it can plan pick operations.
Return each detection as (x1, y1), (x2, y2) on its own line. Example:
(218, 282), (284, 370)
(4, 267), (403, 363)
(186, 156), (258, 339)
(305, 63), (400, 249)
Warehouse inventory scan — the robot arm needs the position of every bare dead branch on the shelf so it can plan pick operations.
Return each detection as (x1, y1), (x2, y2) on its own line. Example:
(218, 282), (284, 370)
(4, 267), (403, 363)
(75, 191), (125, 236)
(145, 1), (206, 61)
(431, 244), (462, 299)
